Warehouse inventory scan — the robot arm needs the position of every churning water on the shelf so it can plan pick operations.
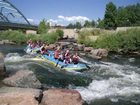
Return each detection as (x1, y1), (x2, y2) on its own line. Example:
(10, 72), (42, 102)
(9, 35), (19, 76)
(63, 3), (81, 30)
(1, 45), (140, 105)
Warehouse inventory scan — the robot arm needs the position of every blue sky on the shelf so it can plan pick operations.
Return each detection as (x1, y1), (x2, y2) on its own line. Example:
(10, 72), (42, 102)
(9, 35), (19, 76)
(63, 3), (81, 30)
(9, 0), (140, 25)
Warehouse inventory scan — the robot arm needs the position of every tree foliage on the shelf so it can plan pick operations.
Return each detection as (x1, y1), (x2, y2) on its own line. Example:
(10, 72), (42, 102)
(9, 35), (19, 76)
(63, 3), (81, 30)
(84, 20), (95, 28)
(104, 2), (117, 29)
(117, 3), (140, 27)
(66, 22), (82, 29)
(37, 19), (49, 34)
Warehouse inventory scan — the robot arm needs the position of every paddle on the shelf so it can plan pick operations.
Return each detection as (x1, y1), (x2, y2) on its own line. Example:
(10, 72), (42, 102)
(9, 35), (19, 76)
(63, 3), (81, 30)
(55, 59), (59, 67)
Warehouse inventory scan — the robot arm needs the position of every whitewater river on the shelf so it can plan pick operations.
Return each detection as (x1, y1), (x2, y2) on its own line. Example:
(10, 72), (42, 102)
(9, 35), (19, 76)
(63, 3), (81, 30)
(0, 44), (140, 105)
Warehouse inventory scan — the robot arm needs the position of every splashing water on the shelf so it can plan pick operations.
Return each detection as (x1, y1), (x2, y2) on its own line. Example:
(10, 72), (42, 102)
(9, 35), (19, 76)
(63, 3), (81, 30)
(76, 62), (140, 104)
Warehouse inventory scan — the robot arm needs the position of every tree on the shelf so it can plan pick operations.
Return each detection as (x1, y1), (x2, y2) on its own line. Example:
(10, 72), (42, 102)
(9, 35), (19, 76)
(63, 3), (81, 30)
(38, 19), (49, 34)
(84, 20), (91, 27)
(56, 29), (64, 39)
(91, 20), (96, 27)
(84, 20), (95, 28)
(97, 18), (104, 29)
(75, 22), (82, 29)
(104, 2), (117, 29)
(66, 23), (74, 29)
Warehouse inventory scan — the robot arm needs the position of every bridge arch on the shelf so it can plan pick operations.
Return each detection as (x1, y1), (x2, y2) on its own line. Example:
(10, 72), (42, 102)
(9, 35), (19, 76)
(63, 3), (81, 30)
(0, 0), (30, 25)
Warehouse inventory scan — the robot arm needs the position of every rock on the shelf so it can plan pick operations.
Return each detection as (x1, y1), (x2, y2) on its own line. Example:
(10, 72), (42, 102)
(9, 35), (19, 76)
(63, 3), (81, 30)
(0, 52), (6, 76)
(91, 48), (108, 59)
(73, 44), (85, 51)
(0, 87), (42, 105)
(0, 41), (4, 45)
(0, 40), (16, 45)
(48, 44), (56, 50)
(84, 47), (93, 52)
(3, 70), (42, 89)
(40, 89), (84, 105)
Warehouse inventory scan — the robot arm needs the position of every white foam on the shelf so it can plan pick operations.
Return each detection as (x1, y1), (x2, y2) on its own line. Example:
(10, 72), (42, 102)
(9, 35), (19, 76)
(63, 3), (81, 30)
(76, 62), (140, 103)
(4, 53), (23, 62)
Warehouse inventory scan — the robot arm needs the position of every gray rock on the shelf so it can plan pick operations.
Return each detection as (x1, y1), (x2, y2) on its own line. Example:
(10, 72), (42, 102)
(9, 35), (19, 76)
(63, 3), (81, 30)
(0, 87), (42, 105)
(73, 44), (85, 51)
(40, 89), (84, 105)
(3, 70), (42, 89)
(0, 52), (6, 76)
(91, 48), (108, 59)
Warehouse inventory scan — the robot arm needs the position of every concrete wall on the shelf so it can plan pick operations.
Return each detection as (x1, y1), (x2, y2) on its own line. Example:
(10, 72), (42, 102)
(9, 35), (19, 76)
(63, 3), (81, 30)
(116, 26), (140, 32)
(26, 30), (37, 34)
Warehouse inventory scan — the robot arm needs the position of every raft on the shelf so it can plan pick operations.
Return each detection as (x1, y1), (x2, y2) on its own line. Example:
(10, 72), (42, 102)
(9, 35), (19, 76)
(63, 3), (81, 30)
(25, 47), (89, 71)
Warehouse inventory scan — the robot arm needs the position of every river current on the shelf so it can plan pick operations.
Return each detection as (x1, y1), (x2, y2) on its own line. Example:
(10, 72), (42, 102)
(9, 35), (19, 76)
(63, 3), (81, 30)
(0, 44), (140, 105)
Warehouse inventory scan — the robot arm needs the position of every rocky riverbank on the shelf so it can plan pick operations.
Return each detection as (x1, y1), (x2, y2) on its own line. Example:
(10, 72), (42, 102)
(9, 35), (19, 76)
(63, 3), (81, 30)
(0, 51), (85, 105)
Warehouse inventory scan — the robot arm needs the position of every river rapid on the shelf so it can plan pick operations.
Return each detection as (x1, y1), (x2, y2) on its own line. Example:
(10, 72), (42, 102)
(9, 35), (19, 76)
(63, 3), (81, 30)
(0, 44), (140, 105)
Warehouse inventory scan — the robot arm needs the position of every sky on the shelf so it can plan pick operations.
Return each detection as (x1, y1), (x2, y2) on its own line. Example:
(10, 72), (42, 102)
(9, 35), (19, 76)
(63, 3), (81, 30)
(9, 0), (140, 26)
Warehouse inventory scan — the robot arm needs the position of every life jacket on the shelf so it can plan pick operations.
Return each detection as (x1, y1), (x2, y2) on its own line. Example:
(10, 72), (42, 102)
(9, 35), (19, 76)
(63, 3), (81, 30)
(72, 55), (79, 64)
(54, 50), (61, 59)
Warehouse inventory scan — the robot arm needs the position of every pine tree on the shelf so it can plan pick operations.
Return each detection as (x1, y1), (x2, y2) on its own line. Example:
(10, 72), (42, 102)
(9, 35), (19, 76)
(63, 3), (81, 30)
(104, 2), (117, 29)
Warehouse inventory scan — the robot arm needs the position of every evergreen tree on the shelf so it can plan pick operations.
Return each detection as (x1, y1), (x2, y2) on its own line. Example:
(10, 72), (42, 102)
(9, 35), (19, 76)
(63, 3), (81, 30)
(75, 22), (82, 29)
(84, 20), (91, 27)
(104, 2), (117, 29)
(97, 18), (104, 29)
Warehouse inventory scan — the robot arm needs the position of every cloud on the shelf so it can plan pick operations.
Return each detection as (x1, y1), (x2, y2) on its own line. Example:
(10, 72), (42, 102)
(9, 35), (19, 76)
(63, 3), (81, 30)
(27, 18), (34, 24)
(58, 15), (90, 23)
(48, 19), (58, 23)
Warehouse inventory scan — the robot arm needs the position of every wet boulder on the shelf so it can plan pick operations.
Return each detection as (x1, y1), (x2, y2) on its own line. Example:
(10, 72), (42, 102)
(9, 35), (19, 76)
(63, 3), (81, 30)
(48, 44), (56, 50)
(3, 70), (42, 89)
(84, 47), (93, 52)
(91, 48), (108, 59)
(0, 87), (42, 105)
(0, 52), (6, 76)
(0, 40), (16, 45)
(40, 89), (84, 105)
(73, 44), (85, 51)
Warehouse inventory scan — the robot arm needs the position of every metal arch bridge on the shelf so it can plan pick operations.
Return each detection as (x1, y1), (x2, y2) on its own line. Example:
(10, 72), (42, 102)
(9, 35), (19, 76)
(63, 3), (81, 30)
(0, 0), (37, 30)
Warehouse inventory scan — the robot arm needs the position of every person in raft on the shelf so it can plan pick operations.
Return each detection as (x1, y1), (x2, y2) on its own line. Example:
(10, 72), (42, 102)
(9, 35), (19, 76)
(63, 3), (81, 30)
(72, 53), (80, 64)
(64, 49), (72, 64)
(54, 47), (61, 60)
(40, 43), (49, 55)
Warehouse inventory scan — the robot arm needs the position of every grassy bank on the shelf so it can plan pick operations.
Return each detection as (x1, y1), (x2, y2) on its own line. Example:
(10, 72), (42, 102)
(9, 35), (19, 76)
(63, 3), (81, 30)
(0, 29), (64, 44)
(77, 28), (140, 52)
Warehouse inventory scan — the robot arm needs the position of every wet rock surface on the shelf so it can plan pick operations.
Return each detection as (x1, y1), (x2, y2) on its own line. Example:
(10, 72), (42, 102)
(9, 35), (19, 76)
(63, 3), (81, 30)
(40, 89), (84, 105)
(3, 70), (42, 89)
(0, 87), (42, 105)
(0, 52), (6, 76)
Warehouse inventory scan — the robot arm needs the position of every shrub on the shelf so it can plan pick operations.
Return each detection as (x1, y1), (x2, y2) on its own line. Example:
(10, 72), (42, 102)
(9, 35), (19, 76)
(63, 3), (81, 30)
(0, 30), (26, 44)
(94, 28), (140, 52)
(39, 32), (59, 44)
(56, 29), (64, 39)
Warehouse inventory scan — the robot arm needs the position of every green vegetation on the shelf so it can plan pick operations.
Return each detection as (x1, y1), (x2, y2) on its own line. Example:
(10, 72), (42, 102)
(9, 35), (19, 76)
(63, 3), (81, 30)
(0, 30), (26, 44)
(77, 28), (140, 52)
(0, 29), (64, 44)
(66, 22), (82, 29)
(37, 19), (50, 34)
(104, 2), (117, 29)
(84, 20), (95, 28)
(97, 3), (140, 29)
(55, 29), (64, 39)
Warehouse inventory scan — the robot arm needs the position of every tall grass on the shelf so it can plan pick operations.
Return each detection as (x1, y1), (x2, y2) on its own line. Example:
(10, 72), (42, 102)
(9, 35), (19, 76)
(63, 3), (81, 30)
(0, 30), (61, 44)
(77, 28), (140, 52)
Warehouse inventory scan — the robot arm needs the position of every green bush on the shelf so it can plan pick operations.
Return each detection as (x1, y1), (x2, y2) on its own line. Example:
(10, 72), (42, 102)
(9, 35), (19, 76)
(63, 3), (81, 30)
(56, 29), (64, 39)
(0, 30), (60, 44)
(39, 32), (59, 44)
(93, 28), (140, 52)
(0, 30), (26, 44)
(77, 28), (140, 52)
